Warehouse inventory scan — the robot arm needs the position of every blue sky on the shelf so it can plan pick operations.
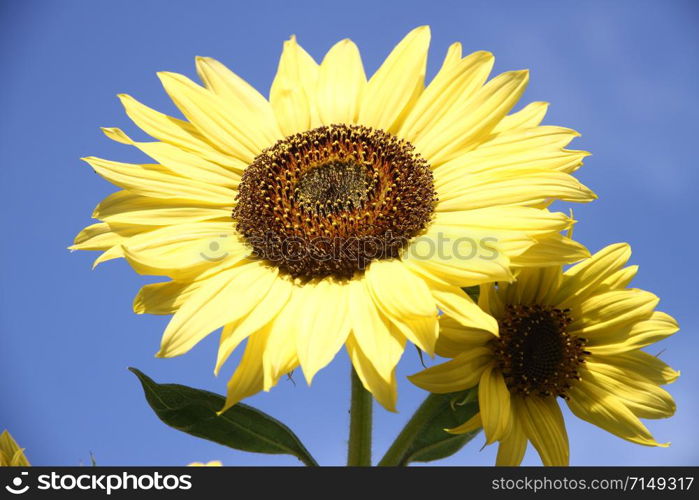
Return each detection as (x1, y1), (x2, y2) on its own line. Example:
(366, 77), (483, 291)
(1, 0), (697, 466)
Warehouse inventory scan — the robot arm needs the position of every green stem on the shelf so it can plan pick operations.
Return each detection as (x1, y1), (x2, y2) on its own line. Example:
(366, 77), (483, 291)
(377, 393), (447, 466)
(347, 368), (373, 466)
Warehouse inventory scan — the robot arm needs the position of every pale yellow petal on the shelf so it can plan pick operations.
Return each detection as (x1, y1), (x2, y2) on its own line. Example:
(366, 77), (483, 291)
(358, 26), (430, 133)
(491, 101), (550, 133)
(346, 335), (398, 412)
(407, 264), (498, 334)
(195, 56), (282, 143)
(215, 277), (293, 375)
(269, 35), (319, 136)
(133, 279), (202, 315)
(348, 278), (405, 382)
(93, 190), (232, 226)
(157, 261), (278, 357)
(157, 71), (266, 162)
(121, 223), (249, 279)
(568, 289), (659, 339)
(415, 70), (529, 165)
(365, 259), (439, 354)
(222, 329), (269, 411)
(555, 243), (632, 308)
(434, 125), (587, 180)
(435, 168), (596, 211)
(262, 287), (305, 390)
(316, 39), (366, 125)
(83, 157), (235, 206)
(102, 127), (243, 183)
(435, 316), (494, 359)
(399, 49), (494, 143)
(509, 233), (590, 268)
(296, 279), (351, 384)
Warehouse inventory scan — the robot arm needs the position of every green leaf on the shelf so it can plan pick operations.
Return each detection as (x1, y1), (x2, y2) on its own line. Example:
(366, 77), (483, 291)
(129, 367), (318, 466)
(405, 390), (480, 464)
(379, 389), (480, 466)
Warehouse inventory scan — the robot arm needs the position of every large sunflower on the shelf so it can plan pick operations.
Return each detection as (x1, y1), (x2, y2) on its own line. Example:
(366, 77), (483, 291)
(410, 243), (679, 464)
(72, 26), (595, 411)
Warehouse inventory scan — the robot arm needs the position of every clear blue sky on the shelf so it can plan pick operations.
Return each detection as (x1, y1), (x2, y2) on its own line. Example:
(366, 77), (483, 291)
(1, 0), (697, 466)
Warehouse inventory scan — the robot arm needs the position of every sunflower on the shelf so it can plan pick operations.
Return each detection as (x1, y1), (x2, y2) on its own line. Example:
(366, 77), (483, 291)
(0, 430), (30, 466)
(409, 243), (679, 465)
(72, 26), (596, 411)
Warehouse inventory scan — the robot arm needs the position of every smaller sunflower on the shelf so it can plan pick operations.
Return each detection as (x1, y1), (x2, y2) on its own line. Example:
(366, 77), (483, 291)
(0, 430), (30, 466)
(409, 243), (679, 465)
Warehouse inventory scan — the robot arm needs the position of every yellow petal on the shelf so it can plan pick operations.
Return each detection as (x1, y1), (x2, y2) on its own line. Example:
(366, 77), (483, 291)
(102, 127), (243, 183)
(222, 329), (269, 411)
(568, 289), (659, 338)
(434, 316), (494, 359)
(567, 381), (668, 447)
(93, 190), (232, 226)
(399, 49), (493, 143)
(133, 279), (201, 315)
(435, 125), (587, 179)
(188, 460), (222, 466)
(446, 412), (482, 434)
(346, 335), (398, 412)
(215, 277), (293, 375)
(597, 349), (679, 385)
(269, 35), (319, 136)
(195, 56), (282, 143)
(408, 349), (492, 393)
(518, 396), (569, 466)
(415, 70), (529, 165)
(584, 363), (676, 419)
(495, 417), (527, 466)
(157, 261), (278, 357)
(407, 264), (498, 334)
(121, 223), (248, 279)
(479, 365), (511, 444)
(296, 279), (351, 384)
(491, 101), (550, 133)
(556, 243), (632, 308)
(348, 278), (405, 382)
(510, 233), (590, 268)
(83, 157), (235, 206)
(70, 222), (140, 251)
(262, 288), (304, 390)
(406, 225), (523, 287)
(117, 93), (246, 172)
(358, 26), (430, 133)
(157, 71), (266, 162)
(435, 167), (596, 211)
(585, 311), (679, 354)
(0, 430), (29, 466)
(316, 39), (366, 125)
(365, 259), (438, 354)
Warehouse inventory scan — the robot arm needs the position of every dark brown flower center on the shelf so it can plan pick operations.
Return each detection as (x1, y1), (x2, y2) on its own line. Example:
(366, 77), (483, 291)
(492, 304), (589, 399)
(233, 124), (436, 280)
